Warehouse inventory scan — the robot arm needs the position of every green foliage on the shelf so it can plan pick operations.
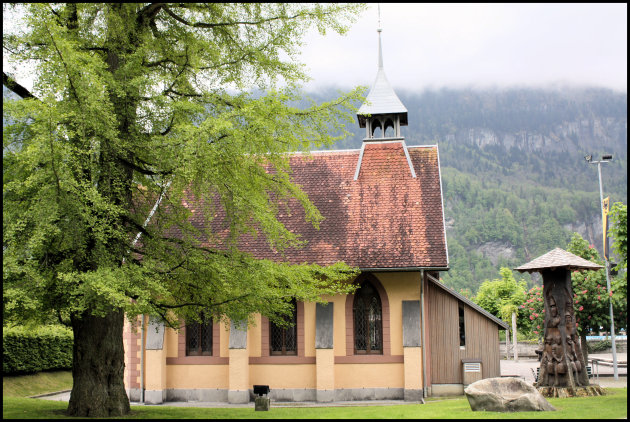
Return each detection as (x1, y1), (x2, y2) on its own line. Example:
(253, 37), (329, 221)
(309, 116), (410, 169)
(608, 202), (627, 273)
(3, 326), (73, 374)
(567, 233), (627, 333)
(520, 285), (545, 338)
(473, 267), (527, 327)
(3, 3), (367, 331)
(587, 339), (613, 353)
(316, 87), (627, 296)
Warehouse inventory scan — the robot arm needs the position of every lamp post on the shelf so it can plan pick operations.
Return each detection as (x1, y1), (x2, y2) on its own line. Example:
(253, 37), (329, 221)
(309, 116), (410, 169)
(585, 154), (618, 380)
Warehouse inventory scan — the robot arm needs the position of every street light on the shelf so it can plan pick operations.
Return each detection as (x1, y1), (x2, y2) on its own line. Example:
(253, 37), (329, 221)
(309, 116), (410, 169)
(585, 153), (618, 380)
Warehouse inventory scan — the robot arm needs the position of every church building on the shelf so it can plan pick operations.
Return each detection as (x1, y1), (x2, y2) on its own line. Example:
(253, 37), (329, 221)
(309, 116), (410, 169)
(123, 24), (508, 405)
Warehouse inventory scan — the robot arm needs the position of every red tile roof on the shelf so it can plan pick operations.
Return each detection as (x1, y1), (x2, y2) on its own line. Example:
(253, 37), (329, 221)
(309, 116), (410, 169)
(185, 141), (448, 270)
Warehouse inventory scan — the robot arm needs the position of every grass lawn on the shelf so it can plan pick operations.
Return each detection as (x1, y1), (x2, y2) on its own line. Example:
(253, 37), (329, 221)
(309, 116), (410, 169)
(3, 371), (627, 419)
(3, 370), (73, 398)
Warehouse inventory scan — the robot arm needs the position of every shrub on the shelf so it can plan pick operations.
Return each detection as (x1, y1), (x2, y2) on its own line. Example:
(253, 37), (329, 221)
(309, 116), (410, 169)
(3, 325), (73, 374)
(588, 339), (612, 353)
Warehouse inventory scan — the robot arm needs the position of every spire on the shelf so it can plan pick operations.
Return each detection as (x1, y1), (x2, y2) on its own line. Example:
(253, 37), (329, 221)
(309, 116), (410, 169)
(377, 4), (383, 69)
(357, 5), (408, 139)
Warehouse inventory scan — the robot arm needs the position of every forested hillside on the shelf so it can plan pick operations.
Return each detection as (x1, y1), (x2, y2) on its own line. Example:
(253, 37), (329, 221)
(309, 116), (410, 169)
(317, 86), (627, 293)
(5, 85), (627, 294)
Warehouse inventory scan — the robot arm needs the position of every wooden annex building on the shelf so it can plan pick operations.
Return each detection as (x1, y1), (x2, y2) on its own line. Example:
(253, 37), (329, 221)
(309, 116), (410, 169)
(123, 25), (508, 404)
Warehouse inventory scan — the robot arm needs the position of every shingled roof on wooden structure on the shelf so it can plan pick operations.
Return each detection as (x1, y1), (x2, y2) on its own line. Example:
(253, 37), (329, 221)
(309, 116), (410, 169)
(187, 141), (449, 270)
(514, 247), (604, 273)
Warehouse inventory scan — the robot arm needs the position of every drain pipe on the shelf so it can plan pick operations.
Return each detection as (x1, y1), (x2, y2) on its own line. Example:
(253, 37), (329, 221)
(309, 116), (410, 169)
(140, 315), (145, 403)
(129, 180), (172, 405)
(420, 269), (428, 398)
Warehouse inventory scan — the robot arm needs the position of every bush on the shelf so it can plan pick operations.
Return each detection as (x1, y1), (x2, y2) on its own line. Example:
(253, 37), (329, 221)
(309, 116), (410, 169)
(588, 339), (612, 353)
(3, 325), (73, 374)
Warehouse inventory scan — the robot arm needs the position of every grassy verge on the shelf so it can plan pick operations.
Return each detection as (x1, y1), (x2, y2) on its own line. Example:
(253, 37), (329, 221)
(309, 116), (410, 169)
(3, 370), (73, 398)
(3, 387), (626, 419)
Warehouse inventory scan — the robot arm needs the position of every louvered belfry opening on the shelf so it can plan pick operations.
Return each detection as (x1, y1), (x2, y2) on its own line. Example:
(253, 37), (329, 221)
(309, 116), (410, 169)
(356, 23), (408, 141)
(186, 314), (212, 356)
(353, 281), (383, 354)
(270, 299), (298, 355)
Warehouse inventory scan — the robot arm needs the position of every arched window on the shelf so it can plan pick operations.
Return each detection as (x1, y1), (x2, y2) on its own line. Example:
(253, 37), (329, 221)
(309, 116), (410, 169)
(353, 282), (383, 354)
(186, 314), (212, 356)
(270, 299), (297, 355)
(371, 118), (382, 138)
(383, 118), (395, 137)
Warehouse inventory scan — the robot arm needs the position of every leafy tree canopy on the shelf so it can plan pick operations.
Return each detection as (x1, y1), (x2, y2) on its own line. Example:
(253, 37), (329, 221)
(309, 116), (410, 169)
(3, 2), (366, 328)
(566, 233), (627, 334)
(608, 202), (627, 274)
(473, 267), (527, 325)
(3, 3), (366, 416)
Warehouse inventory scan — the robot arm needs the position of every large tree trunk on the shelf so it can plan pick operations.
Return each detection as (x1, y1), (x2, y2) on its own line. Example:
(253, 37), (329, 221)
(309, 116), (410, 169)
(67, 309), (130, 417)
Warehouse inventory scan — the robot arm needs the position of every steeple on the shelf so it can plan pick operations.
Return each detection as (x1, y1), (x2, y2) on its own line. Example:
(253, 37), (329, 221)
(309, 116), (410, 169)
(357, 6), (408, 140)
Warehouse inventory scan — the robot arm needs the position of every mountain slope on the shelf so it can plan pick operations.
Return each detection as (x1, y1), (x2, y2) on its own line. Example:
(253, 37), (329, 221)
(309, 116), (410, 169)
(313, 86), (627, 292)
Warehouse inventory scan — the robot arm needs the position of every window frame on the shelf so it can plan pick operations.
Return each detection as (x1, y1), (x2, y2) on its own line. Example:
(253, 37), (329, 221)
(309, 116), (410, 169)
(353, 281), (384, 355)
(269, 299), (298, 356)
(185, 314), (213, 356)
(458, 302), (466, 348)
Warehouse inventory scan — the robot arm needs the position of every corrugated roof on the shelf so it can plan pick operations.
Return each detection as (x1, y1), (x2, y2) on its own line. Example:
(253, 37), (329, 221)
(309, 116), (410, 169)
(514, 247), (604, 273)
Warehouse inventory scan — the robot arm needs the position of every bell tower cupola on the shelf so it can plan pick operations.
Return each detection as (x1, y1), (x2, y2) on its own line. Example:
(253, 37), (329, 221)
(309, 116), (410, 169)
(357, 9), (408, 140)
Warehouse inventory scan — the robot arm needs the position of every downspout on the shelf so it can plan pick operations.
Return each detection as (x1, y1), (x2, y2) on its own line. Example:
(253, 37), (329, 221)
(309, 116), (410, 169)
(140, 315), (145, 403)
(129, 179), (172, 404)
(420, 269), (428, 398)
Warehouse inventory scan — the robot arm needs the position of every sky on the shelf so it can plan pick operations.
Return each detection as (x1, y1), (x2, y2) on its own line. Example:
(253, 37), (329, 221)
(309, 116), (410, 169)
(4, 3), (627, 94)
(298, 3), (627, 93)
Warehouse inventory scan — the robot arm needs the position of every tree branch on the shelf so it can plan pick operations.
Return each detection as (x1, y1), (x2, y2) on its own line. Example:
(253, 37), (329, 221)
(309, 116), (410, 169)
(137, 3), (166, 26)
(116, 155), (173, 177)
(163, 5), (316, 28)
(152, 293), (251, 310)
(3, 72), (38, 100)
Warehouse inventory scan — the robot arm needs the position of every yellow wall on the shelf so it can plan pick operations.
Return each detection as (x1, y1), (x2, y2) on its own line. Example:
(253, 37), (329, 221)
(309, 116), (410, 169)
(166, 365), (229, 389)
(228, 349), (249, 391)
(145, 349), (166, 390)
(375, 272), (422, 356)
(165, 326), (178, 358)
(335, 364), (404, 388)
(404, 347), (423, 390)
(248, 314), (261, 357)
(158, 271), (424, 392)
(304, 301), (316, 357)
(250, 364), (316, 389)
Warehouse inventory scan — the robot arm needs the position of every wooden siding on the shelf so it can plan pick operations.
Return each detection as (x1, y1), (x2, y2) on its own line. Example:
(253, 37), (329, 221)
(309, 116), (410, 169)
(427, 281), (501, 384)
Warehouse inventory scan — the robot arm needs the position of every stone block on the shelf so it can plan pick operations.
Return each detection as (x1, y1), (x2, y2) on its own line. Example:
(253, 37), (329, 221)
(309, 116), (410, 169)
(404, 389), (424, 402)
(315, 303), (334, 349)
(316, 389), (334, 402)
(402, 301), (421, 347)
(255, 396), (270, 411)
(145, 317), (165, 350)
(144, 389), (165, 404)
(228, 390), (250, 404)
(465, 377), (556, 412)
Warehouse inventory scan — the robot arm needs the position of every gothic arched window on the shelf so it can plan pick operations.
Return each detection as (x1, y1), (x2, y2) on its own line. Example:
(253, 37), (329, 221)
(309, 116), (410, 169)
(186, 314), (212, 356)
(353, 282), (383, 354)
(270, 299), (297, 355)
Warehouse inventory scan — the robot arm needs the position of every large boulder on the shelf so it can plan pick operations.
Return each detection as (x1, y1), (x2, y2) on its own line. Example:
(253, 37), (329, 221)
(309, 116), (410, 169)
(465, 377), (556, 412)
